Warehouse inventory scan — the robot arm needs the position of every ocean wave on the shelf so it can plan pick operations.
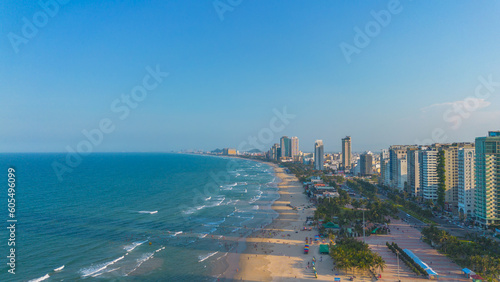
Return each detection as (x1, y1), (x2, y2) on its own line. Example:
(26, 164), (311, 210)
(210, 197), (225, 207)
(204, 218), (226, 226)
(138, 210), (158, 214)
(80, 255), (125, 278)
(169, 231), (183, 237)
(28, 274), (50, 282)
(127, 247), (164, 276)
(54, 265), (65, 272)
(249, 191), (263, 204)
(124, 240), (148, 252)
(92, 267), (121, 278)
(198, 251), (219, 262)
(225, 199), (239, 206)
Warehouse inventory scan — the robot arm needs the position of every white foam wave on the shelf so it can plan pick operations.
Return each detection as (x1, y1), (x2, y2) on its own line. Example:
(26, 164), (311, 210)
(92, 267), (121, 278)
(124, 240), (148, 252)
(171, 231), (183, 237)
(205, 196), (211, 201)
(198, 251), (219, 262)
(126, 247), (165, 276)
(28, 274), (50, 282)
(54, 265), (65, 272)
(138, 210), (158, 214)
(81, 255), (125, 278)
(252, 205), (259, 210)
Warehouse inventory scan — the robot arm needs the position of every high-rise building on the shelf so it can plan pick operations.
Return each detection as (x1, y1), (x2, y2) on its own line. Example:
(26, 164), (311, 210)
(389, 145), (410, 188)
(291, 136), (299, 161)
(475, 131), (500, 227)
(397, 158), (407, 191)
(359, 152), (373, 176)
(342, 136), (352, 171)
(314, 140), (324, 171)
(280, 136), (291, 159)
(458, 147), (475, 219)
(380, 149), (391, 186)
(406, 147), (421, 198)
(268, 143), (280, 161)
(420, 148), (439, 202)
(439, 143), (475, 212)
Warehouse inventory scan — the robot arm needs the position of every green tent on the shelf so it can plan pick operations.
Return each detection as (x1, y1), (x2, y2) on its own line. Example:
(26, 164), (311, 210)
(323, 222), (340, 229)
(319, 244), (329, 254)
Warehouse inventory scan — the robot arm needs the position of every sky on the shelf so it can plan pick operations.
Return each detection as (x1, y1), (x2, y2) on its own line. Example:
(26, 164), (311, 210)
(1, 0), (500, 153)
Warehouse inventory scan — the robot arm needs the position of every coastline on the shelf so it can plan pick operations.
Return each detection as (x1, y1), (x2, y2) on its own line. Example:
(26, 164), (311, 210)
(215, 159), (321, 281)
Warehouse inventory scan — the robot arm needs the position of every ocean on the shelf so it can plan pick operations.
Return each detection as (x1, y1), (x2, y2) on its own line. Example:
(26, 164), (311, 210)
(0, 153), (279, 281)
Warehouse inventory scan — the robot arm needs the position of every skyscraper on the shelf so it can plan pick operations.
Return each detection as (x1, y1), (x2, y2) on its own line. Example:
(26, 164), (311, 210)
(420, 148), (439, 202)
(359, 152), (373, 176)
(314, 140), (324, 171)
(342, 136), (352, 171)
(407, 147), (421, 198)
(291, 136), (299, 161)
(458, 147), (475, 219)
(389, 145), (410, 188)
(439, 143), (475, 212)
(475, 131), (500, 227)
(380, 149), (390, 186)
(280, 136), (291, 159)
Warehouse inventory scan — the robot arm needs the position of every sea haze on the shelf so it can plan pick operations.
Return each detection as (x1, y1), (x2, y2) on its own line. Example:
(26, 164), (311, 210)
(0, 153), (279, 281)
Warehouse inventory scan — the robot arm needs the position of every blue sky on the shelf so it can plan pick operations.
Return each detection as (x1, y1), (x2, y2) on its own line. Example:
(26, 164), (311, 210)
(1, 0), (500, 153)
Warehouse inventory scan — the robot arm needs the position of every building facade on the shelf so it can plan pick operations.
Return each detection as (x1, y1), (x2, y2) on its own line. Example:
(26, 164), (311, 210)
(389, 145), (409, 188)
(458, 147), (475, 219)
(342, 136), (352, 171)
(420, 148), (439, 202)
(291, 136), (299, 161)
(406, 147), (421, 198)
(280, 136), (291, 159)
(359, 152), (373, 176)
(314, 140), (324, 171)
(475, 131), (500, 227)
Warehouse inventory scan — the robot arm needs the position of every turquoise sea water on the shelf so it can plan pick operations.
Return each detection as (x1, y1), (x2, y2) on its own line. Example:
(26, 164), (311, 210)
(0, 153), (279, 281)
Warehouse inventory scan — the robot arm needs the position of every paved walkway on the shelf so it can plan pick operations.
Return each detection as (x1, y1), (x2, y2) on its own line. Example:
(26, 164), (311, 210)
(363, 218), (470, 281)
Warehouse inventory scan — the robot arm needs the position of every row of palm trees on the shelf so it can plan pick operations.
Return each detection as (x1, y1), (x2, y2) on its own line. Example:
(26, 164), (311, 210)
(330, 237), (385, 276)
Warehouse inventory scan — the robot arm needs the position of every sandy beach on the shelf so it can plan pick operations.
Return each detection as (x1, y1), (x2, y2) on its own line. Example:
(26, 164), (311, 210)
(220, 163), (354, 281)
(217, 161), (468, 282)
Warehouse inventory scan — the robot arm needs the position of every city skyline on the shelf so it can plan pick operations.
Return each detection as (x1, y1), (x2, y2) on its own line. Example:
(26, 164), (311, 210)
(2, 1), (500, 153)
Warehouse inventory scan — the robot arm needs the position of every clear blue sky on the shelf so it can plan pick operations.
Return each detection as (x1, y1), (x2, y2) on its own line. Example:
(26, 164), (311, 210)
(1, 0), (500, 153)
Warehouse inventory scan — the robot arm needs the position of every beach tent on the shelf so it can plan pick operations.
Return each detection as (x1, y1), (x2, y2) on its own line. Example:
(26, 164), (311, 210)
(304, 244), (309, 254)
(462, 268), (475, 278)
(319, 244), (329, 254)
(323, 222), (340, 229)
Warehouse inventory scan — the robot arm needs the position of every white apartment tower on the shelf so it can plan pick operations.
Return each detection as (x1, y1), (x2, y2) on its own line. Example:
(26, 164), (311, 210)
(458, 148), (475, 219)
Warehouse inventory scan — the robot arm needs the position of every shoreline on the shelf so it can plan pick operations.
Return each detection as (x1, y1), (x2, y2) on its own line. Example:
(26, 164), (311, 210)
(211, 156), (282, 281)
